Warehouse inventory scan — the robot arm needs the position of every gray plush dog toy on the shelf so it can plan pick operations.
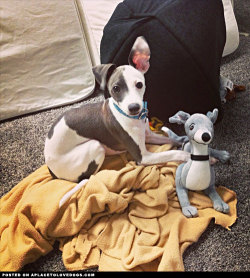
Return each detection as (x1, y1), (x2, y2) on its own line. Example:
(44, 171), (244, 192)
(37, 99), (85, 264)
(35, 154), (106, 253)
(169, 109), (230, 218)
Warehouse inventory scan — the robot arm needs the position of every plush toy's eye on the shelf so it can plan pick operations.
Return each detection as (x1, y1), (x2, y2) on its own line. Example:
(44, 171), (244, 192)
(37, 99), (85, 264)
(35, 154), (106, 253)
(136, 81), (143, 89)
(112, 85), (120, 93)
(189, 123), (195, 130)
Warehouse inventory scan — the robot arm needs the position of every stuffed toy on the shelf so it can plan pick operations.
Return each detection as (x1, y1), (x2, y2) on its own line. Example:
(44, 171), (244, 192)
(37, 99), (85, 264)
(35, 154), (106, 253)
(169, 109), (230, 217)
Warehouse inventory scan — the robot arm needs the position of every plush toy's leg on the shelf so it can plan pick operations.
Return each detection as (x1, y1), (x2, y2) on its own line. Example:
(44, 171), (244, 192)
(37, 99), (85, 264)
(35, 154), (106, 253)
(208, 148), (230, 163)
(204, 166), (229, 213)
(175, 163), (198, 218)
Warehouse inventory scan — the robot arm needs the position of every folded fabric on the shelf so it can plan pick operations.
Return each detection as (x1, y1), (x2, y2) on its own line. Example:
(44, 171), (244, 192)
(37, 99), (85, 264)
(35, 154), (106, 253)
(0, 144), (237, 271)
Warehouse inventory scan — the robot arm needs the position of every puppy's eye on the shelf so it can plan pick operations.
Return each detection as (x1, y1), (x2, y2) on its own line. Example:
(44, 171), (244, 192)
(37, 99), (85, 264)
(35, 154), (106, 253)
(112, 85), (120, 93)
(189, 123), (195, 130)
(135, 82), (143, 89)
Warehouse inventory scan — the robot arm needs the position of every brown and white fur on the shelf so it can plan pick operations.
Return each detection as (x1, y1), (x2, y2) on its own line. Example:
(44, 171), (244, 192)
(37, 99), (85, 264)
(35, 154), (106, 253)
(44, 37), (190, 207)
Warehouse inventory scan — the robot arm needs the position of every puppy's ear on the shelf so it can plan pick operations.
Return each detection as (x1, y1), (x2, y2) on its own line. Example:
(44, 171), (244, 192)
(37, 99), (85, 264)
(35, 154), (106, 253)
(206, 108), (218, 124)
(128, 36), (150, 74)
(169, 111), (191, 125)
(92, 64), (116, 91)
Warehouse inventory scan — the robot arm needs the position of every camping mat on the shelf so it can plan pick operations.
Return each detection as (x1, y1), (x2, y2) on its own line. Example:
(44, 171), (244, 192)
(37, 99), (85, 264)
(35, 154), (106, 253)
(0, 144), (237, 271)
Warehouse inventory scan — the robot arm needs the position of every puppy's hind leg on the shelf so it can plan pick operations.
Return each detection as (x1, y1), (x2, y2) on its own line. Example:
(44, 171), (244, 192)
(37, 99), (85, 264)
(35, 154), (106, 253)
(59, 140), (105, 208)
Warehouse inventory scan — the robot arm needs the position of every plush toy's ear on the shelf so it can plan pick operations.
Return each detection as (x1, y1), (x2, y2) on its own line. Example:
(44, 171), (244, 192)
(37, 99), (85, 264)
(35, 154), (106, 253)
(206, 108), (218, 124)
(128, 36), (150, 74)
(169, 111), (191, 125)
(92, 64), (116, 91)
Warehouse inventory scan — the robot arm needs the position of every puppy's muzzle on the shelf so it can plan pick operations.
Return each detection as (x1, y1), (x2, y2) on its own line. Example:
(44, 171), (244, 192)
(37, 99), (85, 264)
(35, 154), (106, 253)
(128, 103), (141, 115)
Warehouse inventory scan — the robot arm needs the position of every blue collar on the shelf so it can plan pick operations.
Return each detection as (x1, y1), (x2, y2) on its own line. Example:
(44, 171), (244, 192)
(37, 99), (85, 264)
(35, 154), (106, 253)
(113, 101), (148, 120)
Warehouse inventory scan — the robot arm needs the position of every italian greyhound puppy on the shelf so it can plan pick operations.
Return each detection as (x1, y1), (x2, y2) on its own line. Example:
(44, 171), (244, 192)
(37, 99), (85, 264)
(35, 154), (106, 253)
(169, 109), (230, 217)
(44, 36), (190, 208)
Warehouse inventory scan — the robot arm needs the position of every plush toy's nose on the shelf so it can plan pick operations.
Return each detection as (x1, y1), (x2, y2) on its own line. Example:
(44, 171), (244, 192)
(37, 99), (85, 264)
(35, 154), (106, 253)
(202, 132), (211, 142)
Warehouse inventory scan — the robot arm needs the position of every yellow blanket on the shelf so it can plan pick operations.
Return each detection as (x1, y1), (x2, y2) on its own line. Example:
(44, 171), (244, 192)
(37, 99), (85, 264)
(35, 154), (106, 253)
(0, 144), (237, 271)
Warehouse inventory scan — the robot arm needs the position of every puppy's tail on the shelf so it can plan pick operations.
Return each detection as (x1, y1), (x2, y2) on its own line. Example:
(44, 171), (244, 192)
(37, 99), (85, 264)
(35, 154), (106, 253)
(59, 179), (88, 208)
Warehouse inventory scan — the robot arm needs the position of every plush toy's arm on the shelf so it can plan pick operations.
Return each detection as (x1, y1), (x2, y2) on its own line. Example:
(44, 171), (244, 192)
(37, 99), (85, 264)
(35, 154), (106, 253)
(161, 126), (188, 145)
(209, 148), (230, 163)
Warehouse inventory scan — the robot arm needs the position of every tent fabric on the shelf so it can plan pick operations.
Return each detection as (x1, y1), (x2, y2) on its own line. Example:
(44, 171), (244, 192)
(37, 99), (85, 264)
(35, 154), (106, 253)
(80, 0), (122, 56)
(222, 0), (239, 57)
(0, 0), (96, 121)
(100, 0), (227, 123)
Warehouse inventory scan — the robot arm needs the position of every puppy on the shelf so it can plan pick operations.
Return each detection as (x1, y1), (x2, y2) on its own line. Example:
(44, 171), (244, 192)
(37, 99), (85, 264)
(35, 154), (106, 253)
(44, 36), (189, 207)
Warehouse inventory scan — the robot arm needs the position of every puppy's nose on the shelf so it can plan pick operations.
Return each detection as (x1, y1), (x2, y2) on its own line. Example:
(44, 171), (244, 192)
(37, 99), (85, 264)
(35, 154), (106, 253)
(128, 103), (141, 115)
(202, 132), (211, 142)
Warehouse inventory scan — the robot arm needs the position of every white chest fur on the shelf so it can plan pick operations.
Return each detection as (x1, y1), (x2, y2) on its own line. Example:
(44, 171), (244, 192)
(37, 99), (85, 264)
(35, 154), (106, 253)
(185, 141), (211, 191)
(108, 98), (146, 147)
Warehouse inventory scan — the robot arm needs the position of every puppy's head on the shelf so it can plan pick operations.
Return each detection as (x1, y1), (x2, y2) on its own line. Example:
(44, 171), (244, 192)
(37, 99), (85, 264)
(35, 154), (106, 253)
(93, 36), (150, 116)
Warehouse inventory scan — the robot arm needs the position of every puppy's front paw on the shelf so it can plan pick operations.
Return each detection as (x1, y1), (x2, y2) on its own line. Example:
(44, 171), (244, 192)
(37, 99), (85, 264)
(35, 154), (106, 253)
(219, 150), (230, 163)
(182, 205), (198, 218)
